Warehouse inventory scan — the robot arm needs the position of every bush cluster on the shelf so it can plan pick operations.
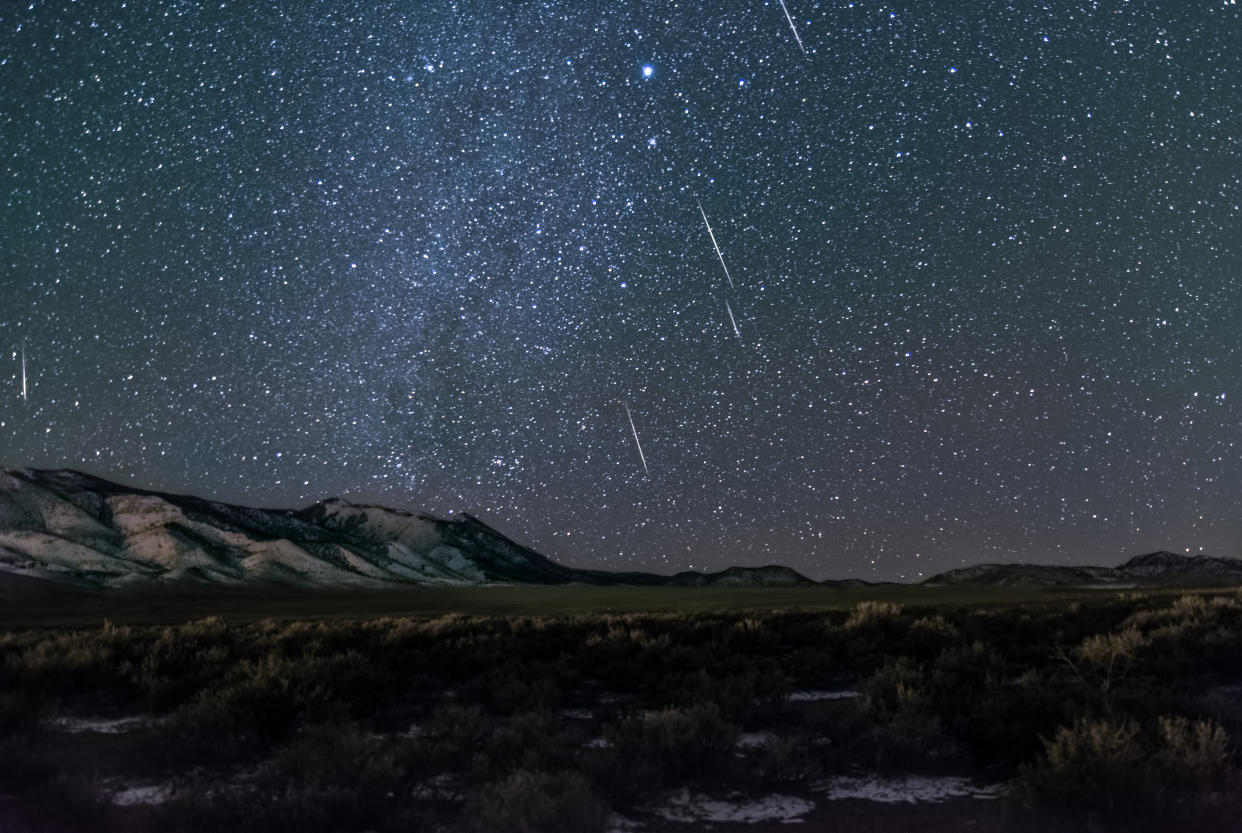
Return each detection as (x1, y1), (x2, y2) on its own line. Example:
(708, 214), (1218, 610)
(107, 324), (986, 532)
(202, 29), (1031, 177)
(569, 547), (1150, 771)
(0, 591), (1238, 831)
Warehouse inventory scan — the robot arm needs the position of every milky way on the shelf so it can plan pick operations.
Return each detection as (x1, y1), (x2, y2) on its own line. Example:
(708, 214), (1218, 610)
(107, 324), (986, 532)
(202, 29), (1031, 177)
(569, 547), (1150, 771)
(2, 1), (1240, 580)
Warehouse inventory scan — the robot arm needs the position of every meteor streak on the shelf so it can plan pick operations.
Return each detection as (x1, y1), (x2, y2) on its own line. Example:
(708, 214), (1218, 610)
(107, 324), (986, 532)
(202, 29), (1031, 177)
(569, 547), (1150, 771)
(20, 344), (26, 402)
(725, 299), (742, 339)
(779, 0), (807, 55)
(624, 403), (649, 476)
(697, 200), (735, 290)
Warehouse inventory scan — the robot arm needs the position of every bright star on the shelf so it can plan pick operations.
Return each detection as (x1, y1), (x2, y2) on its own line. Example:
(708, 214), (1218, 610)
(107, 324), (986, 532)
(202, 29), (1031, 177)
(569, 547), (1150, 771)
(642, 65), (654, 78)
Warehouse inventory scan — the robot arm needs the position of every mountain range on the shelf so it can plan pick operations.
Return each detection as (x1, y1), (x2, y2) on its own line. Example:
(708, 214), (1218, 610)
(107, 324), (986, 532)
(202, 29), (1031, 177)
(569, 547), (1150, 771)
(924, 551), (1242, 588)
(0, 468), (812, 590)
(1, 467), (1240, 591)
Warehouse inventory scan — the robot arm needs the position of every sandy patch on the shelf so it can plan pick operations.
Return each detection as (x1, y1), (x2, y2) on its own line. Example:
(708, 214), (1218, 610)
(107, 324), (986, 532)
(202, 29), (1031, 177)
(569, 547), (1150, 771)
(818, 774), (1006, 804)
(787, 690), (859, 702)
(50, 715), (161, 734)
(111, 783), (173, 806)
(736, 731), (777, 749)
(411, 773), (464, 803)
(651, 787), (815, 823)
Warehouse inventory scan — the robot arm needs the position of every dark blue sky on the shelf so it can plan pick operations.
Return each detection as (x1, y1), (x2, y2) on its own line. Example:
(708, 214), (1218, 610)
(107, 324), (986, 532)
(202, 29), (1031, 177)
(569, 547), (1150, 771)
(2, 1), (1240, 580)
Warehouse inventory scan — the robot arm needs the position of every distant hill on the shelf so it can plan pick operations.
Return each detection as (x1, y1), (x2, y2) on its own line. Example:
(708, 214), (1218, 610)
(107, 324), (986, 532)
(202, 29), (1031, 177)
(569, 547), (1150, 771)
(923, 551), (1242, 588)
(666, 565), (815, 587)
(0, 468), (812, 590)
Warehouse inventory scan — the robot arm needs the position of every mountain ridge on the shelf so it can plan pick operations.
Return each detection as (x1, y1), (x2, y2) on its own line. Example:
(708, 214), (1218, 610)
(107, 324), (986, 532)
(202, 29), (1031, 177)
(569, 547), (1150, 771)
(922, 550), (1242, 588)
(0, 467), (812, 590)
(2, 468), (1240, 591)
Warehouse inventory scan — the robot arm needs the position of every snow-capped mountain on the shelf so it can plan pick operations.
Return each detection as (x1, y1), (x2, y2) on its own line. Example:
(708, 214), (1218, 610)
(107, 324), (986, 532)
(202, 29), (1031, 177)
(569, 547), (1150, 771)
(0, 468), (812, 589)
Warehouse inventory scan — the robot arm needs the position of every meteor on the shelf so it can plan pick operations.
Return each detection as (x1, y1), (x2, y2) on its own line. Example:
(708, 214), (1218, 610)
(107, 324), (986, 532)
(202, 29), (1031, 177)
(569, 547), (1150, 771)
(725, 299), (742, 340)
(779, 0), (807, 55)
(20, 344), (26, 402)
(696, 200), (735, 290)
(623, 403), (649, 476)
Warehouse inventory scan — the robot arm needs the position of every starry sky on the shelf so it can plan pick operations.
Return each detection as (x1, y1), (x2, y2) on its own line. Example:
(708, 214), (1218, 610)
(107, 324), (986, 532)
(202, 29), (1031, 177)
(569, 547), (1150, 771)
(2, 1), (1241, 581)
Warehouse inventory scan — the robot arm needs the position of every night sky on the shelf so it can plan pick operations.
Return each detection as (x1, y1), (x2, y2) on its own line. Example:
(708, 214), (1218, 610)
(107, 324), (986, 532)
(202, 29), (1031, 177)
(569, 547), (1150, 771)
(2, 1), (1240, 581)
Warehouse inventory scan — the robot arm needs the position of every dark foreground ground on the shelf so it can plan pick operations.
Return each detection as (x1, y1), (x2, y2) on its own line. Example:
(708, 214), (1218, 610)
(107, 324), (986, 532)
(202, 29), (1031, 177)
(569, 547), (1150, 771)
(2, 582), (1241, 832)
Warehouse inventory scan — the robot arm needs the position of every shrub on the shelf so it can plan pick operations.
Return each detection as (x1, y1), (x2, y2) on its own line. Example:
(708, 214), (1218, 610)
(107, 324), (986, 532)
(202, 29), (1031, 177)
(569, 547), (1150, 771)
(1020, 714), (1237, 823)
(844, 601), (902, 630)
(473, 710), (569, 777)
(154, 697), (250, 767)
(681, 669), (786, 724)
(839, 602), (910, 671)
(1019, 718), (1146, 812)
(153, 672), (300, 767)
(419, 703), (492, 771)
(749, 734), (823, 786)
(953, 672), (1074, 769)
(861, 657), (928, 717)
(1155, 716), (1231, 786)
(1056, 626), (1150, 710)
(468, 769), (610, 833)
(844, 657), (959, 769)
(597, 705), (738, 802)
(904, 614), (961, 659)
(1170, 594), (1210, 619)
(6, 599), (1242, 832)
(1075, 626), (1146, 687)
(255, 722), (409, 831)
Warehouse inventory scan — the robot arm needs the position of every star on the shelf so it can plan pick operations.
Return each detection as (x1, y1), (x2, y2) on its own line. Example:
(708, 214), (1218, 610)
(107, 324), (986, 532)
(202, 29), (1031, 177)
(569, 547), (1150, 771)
(0, 0), (1237, 582)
